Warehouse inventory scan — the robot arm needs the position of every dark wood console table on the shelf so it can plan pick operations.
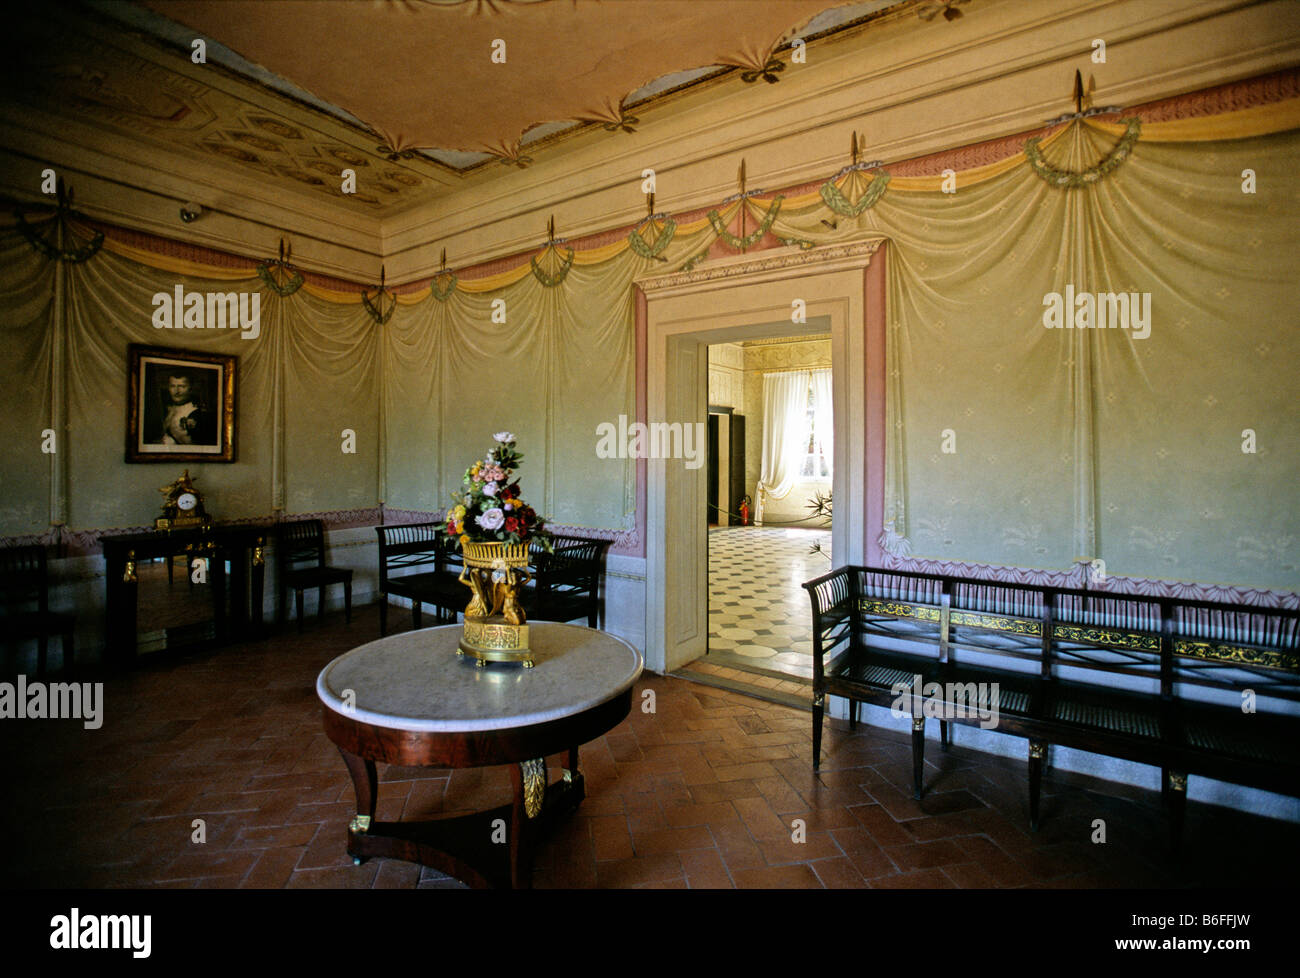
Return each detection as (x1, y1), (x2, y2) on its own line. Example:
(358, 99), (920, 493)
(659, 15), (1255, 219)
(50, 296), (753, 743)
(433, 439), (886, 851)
(100, 524), (269, 666)
(316, 622), (643, 888)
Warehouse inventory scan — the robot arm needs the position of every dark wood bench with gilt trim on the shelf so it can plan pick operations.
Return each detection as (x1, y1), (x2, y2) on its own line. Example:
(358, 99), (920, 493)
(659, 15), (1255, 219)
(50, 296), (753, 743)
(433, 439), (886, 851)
(375, 522), (610, 635)
(804, 565), (1300, 846)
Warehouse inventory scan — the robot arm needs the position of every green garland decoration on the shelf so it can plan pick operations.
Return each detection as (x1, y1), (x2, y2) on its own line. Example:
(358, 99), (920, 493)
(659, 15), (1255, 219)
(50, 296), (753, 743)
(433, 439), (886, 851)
(16, 212), (103, 263)
(819, 171), (890, 217)
(362, 287), (396, 325)
(530, 244), (574, 287)
(430, 271), (457, 301)
(707, 196), (783, 249)
(1024, 117), (1142, 188)
(777, 236), (817, 250)
(680, 248), (712, 273)
(256, 260), (303, 296)
(627, 217), (676, 260)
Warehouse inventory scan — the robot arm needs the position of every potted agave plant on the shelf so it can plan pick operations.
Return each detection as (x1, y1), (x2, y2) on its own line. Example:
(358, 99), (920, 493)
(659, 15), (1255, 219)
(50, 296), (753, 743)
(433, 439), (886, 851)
(444, 432), (552, 667)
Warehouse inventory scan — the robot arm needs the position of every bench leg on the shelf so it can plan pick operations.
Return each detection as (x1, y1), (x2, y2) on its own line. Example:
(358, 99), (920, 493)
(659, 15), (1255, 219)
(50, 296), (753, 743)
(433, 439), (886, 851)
(812, 693), (825, 770)
(1028, 740), (1046, 831)
(296, 589), (304, 633)
(940, 720), (950, 751)
(412, 601), (422, 630)
(379, 594), (388, 636)
(318, 586), (326, 622)
(911, 716), (925, 800)
(1167, 771), (1187, 851)
(848, 699), (858, 730)
(344, 582), (352, 624)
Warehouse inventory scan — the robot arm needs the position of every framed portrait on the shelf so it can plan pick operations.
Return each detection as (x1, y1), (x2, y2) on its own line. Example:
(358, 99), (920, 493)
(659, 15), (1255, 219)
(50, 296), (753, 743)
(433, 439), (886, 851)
(126, 345), (237, 463)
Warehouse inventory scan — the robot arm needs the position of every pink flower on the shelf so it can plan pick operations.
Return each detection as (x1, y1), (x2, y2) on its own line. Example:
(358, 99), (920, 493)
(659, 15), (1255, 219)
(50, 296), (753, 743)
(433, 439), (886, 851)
(476, 508), (505, 531)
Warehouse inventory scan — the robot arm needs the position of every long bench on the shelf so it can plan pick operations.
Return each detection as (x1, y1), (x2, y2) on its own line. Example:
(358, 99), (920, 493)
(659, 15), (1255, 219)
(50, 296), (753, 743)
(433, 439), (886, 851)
(803, 565), (1300, 845)
(375, 521), (610, 635)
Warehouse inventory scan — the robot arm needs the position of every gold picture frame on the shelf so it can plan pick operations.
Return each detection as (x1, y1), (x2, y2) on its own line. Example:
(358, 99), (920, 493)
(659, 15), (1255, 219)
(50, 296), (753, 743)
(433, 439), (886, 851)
(126, 344), (237, 463)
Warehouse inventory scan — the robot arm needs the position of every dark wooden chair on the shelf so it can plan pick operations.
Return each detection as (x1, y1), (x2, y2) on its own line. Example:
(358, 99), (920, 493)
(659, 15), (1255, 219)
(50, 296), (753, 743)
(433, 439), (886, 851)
(374, 522), (464, 635)
(526, 535), (611, 628)
(277, 520), (352, 632)
(0, 544), (75, 675)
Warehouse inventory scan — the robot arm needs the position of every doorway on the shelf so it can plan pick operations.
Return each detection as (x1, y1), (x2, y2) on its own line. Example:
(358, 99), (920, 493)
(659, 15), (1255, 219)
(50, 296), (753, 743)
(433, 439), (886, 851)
(637, 240), (885, 677)
(701, 335), (833, 699)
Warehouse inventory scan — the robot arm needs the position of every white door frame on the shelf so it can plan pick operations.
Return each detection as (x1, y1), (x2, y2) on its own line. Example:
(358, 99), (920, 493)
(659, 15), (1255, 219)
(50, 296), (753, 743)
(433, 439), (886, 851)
(636, 240), (883, 674)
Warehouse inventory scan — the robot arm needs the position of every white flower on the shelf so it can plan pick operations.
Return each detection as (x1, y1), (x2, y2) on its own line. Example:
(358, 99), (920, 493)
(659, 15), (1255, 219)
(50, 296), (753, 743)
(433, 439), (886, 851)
(483, 481), (498, 497)
(493, 431), (515, 443)
(476, 508), (505, 531)
(503, 502), (513, 511)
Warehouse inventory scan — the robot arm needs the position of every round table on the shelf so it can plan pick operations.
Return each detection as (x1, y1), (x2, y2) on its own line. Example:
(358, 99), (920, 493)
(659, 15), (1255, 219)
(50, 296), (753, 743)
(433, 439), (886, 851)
(317, 621), (643, 888)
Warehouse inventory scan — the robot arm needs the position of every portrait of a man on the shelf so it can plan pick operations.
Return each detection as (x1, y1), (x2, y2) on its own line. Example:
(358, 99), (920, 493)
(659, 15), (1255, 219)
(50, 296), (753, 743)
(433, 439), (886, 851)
(126, 345), (237, 462)
(147, 368), (217, 446)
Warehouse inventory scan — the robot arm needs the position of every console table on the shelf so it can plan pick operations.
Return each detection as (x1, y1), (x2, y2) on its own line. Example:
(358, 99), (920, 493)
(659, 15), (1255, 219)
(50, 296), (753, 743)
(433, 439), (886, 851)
(316, 621), (643, 888)
(100, 524), (269, 666)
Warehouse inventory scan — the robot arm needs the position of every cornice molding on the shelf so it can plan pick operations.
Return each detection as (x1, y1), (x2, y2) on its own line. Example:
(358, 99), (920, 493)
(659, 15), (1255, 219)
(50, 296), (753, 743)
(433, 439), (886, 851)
(636, 239), (882, 299)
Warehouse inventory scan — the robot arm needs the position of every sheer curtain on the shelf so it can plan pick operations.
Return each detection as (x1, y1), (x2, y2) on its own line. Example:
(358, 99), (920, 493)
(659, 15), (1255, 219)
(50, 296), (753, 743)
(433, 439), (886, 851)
(756, 369), (810, 523)
(810, 368), (832, 479)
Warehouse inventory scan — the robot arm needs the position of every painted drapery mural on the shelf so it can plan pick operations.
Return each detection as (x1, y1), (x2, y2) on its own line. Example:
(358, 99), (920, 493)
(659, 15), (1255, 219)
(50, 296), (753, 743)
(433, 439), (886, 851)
(1, 93), (1296, 590)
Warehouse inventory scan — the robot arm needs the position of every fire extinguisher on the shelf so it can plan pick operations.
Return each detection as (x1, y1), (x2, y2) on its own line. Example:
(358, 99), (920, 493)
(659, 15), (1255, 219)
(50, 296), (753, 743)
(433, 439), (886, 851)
(738, 495), (751, 526)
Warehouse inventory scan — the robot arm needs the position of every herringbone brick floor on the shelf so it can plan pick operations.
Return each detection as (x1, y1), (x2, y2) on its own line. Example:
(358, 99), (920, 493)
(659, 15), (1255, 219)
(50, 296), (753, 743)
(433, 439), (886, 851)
(3, 603), (1295, 888)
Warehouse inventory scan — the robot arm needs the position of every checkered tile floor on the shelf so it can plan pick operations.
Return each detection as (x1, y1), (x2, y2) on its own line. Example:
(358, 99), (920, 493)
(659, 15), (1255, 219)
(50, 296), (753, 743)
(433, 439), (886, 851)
(705, 527), (831, 683)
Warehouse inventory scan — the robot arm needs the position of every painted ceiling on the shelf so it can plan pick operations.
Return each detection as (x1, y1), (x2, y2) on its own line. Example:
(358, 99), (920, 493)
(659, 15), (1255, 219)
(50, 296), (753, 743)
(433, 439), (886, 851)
(1, 0), (935, 216)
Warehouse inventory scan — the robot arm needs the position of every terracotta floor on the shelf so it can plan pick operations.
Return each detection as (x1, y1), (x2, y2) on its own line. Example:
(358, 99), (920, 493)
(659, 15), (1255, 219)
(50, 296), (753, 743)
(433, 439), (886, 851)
(3, 603), (1296, 889)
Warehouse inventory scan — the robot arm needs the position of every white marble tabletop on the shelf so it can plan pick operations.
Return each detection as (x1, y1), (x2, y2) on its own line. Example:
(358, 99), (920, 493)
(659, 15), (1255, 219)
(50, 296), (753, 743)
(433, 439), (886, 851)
(317, 622), (644, 733)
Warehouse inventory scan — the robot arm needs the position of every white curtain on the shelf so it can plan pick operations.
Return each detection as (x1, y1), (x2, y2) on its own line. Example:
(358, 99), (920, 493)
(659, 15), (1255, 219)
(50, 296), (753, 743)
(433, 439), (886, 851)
(756, 369), (810, 523)
(810, 368), (832, 480)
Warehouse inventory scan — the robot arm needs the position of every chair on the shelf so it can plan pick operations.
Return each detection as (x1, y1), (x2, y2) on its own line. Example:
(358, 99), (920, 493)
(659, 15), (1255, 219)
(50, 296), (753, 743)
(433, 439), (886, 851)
(276, 520), (352, 632)
(0, 544), (75, 675)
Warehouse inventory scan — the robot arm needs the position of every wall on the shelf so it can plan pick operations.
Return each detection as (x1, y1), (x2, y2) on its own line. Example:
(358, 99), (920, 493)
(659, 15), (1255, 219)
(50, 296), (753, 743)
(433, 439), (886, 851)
(2, 2), (1298, 822)
(706, 343), (744, 412)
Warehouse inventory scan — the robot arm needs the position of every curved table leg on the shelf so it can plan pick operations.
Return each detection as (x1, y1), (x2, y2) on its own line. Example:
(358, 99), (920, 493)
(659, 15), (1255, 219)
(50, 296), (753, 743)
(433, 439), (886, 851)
(340, 747), (378, 864)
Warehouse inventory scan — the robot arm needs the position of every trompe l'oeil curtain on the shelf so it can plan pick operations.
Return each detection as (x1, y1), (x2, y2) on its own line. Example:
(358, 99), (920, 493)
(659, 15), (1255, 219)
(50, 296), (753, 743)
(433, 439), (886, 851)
(0, 219), (638, 538)
(760, 117), (1299, 590)
(756, 369), (810, 522)
(2, 95), (1296, 590)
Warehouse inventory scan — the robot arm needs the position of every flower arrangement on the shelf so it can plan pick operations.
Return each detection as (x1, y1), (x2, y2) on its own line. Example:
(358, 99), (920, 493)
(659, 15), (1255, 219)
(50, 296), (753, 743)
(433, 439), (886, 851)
(445, 432), (552, 550)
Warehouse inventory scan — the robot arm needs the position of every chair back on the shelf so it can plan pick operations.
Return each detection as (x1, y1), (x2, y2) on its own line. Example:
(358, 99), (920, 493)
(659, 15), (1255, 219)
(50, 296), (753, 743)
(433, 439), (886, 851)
(0, 544), (50, 616)
(277, 520), (326, 571)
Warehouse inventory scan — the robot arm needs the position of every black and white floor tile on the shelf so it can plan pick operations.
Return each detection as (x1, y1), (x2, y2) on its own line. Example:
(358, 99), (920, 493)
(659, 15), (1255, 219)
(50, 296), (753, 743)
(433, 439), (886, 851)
(706, 526), (831, 680)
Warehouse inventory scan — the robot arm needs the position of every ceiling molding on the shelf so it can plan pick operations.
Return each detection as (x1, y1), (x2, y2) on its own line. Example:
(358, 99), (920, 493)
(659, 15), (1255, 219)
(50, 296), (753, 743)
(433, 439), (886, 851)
(2, 0), (1296, 284)
(382, 0), (1300, 279)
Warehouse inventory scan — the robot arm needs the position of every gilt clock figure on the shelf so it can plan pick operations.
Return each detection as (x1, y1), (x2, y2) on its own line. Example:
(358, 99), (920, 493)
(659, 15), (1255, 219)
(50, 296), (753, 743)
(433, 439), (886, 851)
(155, 470), (210, 530)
